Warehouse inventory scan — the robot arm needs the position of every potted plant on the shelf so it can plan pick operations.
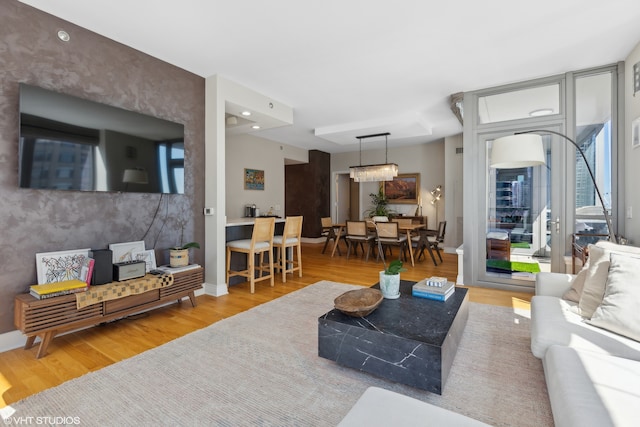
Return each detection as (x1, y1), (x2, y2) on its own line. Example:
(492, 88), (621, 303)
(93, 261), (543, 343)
(364, 188), (396, 219)
(169, 242), (200, 267)
(379, 259), (406, 299)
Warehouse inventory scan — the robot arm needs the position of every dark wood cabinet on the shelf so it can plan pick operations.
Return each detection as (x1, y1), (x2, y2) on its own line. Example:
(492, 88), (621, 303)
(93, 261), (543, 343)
(285, 149), (330, 237)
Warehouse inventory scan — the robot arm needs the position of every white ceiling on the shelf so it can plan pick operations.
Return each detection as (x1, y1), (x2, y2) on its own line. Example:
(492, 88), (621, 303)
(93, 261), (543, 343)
(18, 0), (640, 153)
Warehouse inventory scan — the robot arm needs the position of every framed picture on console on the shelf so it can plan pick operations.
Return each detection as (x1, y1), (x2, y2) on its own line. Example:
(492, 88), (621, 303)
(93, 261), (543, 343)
(35, 248), (91, 284)
(133, 249), (157, 273)
(383, 173), (420, 204)
(109, 241), (146, 263)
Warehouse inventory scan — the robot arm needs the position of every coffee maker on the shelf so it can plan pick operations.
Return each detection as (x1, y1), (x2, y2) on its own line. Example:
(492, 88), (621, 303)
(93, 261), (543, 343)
(245, 204), (256, 217)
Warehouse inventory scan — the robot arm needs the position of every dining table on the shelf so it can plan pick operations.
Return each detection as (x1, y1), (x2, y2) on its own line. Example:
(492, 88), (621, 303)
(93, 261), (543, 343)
(330, 221), (426, 267)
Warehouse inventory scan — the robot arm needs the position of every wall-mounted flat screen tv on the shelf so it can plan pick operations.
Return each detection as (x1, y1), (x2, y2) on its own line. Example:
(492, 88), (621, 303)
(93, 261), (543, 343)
(19, 83), (185, 194)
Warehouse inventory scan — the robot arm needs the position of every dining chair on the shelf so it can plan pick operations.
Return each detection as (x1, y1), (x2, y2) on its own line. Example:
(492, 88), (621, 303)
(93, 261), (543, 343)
(427, 221), (447, 264)
(345, 221), (375, 262)
(411, 229), (440, 266)
(374, 221), (408, 263)
(273, 216), (303, 283)
(321, 217), (344, 255)
(226, 217), (275, 293)
(392, 217), (416, 239)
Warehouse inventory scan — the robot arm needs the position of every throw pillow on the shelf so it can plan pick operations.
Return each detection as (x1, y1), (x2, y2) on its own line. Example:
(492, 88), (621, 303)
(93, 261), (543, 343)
(562, 261), (589, 303)
(588, 253), (640, 342)
(579, 241), (640, 319)
(578, 245), (609, 318)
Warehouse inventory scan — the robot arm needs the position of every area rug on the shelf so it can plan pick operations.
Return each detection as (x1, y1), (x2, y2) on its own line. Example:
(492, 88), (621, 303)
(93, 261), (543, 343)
(9, 281), (552, 426)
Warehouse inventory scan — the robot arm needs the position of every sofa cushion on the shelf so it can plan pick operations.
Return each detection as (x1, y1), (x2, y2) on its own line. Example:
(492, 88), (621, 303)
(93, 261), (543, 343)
(530, 295), (640, 360)
(579, 242), (640, 319)
(562, 262), (589, 303)
(543, 345), (640, 427)
(588, 253), (640, 343)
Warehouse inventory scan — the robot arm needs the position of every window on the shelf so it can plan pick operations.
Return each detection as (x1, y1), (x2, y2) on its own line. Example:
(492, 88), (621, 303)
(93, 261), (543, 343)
(478, 84), (560, 124)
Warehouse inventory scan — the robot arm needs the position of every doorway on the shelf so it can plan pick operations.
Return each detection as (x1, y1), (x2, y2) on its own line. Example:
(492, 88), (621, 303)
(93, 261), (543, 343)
(335, 173), (359, 223)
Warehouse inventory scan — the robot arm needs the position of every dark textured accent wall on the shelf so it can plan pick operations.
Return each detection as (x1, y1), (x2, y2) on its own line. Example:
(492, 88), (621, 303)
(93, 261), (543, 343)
(285, 150), (330, 237)
(0, 1), (205, 333)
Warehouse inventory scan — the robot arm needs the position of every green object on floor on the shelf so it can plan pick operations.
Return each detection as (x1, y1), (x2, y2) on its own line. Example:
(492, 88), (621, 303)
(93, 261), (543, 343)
(511, 242), (531, 249)
(486, 259), (541, 273)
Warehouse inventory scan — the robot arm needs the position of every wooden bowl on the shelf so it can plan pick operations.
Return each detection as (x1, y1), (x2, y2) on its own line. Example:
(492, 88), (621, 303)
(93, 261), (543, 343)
(334, 288), (383, 317)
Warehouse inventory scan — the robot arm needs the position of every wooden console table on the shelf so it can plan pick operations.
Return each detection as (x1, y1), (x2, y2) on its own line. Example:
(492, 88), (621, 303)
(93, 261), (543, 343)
(14, 267), (203, 358)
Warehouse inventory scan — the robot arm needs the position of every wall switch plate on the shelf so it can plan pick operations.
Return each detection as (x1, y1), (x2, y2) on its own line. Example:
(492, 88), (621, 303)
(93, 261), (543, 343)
(204, 207), (214, 215)
(627, 206), (633, 219)
(275, 204), (281, 211)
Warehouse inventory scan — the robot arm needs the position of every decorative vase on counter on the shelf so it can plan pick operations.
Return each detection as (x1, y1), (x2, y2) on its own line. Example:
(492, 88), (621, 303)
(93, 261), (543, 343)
(379, 271), (401, 299)
(169, 249), (189, 267)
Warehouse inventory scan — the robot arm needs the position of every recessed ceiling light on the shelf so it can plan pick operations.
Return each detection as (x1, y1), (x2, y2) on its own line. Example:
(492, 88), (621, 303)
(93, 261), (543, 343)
(57, 30), (70, 42)
(251, 125), (261, 129)
(529, 108), (554, 117)
(241, 111), (252, 116)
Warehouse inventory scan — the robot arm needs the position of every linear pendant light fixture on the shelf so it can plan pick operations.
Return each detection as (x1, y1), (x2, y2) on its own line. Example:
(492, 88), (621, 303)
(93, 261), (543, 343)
(349, 132), (398, 182)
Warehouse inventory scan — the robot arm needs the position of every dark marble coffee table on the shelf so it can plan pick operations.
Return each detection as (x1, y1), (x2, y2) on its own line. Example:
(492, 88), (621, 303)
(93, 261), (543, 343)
(318, 280), (468, 394)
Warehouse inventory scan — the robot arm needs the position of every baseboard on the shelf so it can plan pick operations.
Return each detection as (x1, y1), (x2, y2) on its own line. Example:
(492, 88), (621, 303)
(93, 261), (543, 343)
(203, 282), (228, 297)
(0, 330), (26, 353)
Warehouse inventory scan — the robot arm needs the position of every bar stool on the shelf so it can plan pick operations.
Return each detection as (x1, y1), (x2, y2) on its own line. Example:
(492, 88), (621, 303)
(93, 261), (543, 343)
(226, 217), (275, 293)
(273, 216), (303, 283)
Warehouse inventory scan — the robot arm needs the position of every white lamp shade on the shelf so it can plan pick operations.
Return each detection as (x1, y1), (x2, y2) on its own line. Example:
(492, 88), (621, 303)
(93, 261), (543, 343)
(490, 134), (546, 168)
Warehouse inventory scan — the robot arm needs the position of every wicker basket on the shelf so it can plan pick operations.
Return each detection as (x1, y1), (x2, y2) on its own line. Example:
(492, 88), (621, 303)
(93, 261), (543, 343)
(169, 249), (189, 267)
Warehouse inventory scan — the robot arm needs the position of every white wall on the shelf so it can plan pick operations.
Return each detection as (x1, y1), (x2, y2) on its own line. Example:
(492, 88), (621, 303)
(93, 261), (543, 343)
(625, 42), (640, 243)
(330, 141), (446, 228)
(444, 134), (464, 251)
(204, 75), (293, 296)
(225, 133), (307, 219)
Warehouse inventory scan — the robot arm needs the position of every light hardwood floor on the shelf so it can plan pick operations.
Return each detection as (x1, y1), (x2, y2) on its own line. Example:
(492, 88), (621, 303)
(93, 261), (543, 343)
(0, 242), (532, 406)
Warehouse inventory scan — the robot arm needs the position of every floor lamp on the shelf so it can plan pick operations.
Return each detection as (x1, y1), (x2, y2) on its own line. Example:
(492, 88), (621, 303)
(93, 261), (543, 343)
(490, 130), (617, 243)
(430, 185), (443, 225)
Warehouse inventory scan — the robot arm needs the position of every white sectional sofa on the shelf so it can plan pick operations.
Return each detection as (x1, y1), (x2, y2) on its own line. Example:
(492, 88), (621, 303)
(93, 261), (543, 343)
(338, 387), (490, 427)
(531, 240), (640, 427)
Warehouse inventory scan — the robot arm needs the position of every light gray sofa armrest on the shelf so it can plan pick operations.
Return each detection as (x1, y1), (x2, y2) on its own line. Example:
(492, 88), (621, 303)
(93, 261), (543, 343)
(535, 272), (575, 297)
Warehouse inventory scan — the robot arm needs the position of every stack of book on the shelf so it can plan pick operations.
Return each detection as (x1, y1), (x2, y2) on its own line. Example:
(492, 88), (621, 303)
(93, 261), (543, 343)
(412, 277), (455, 301)
(30, 279), (89, 300)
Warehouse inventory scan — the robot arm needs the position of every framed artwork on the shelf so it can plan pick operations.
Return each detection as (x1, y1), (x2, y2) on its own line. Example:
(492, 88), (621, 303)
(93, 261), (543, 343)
(36, 248), (91, 284)
(383, 173), (420, 204)
(133, 249), (157, 273)
(244, 168), (265, 190)
(632, 117), (640, 149)
(109, 241), (146, 263)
